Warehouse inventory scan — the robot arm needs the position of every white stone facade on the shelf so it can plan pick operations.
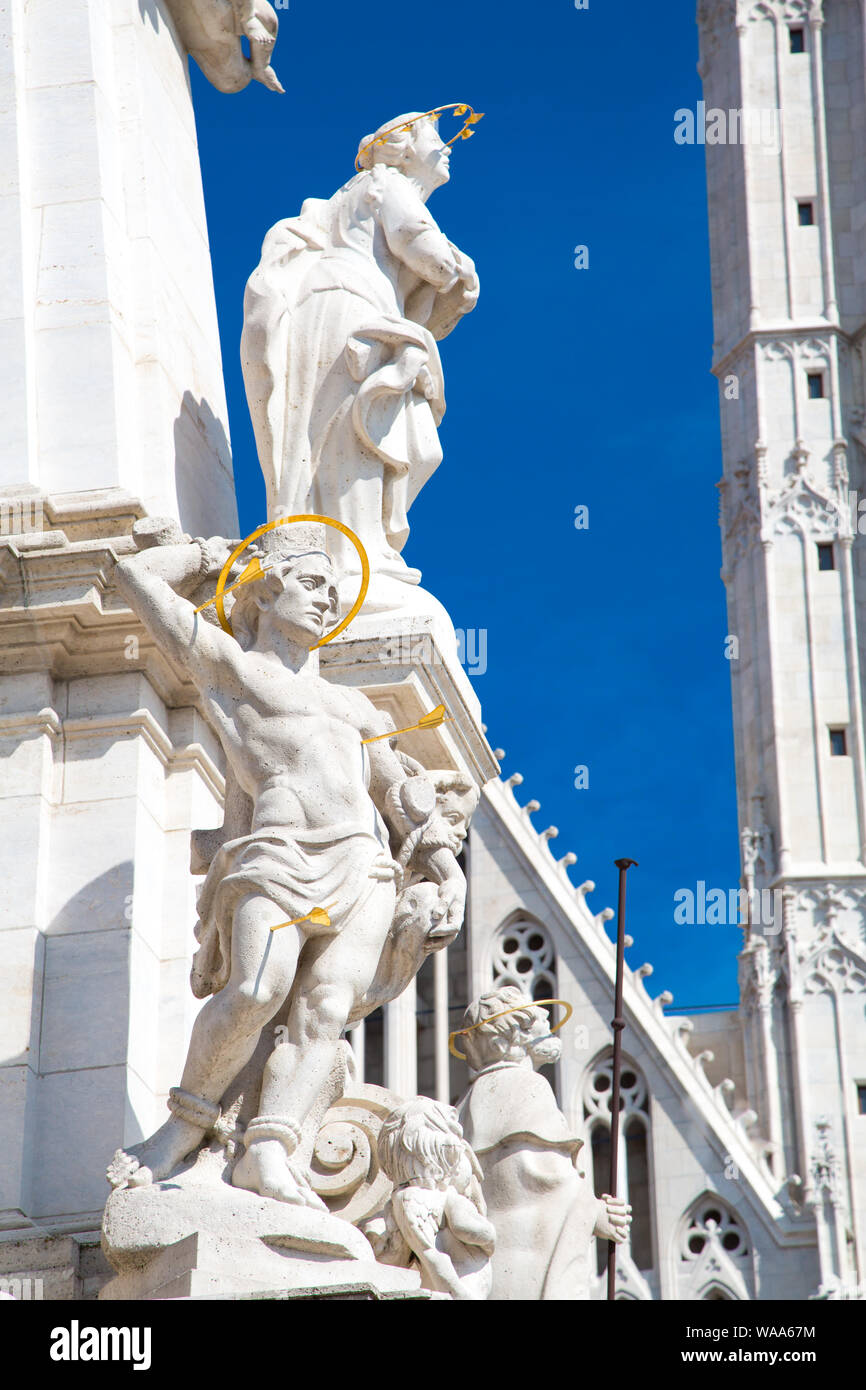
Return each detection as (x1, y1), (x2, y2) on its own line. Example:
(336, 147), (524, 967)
(0, 0), (236, 1286)
(0, 0), (237, 532)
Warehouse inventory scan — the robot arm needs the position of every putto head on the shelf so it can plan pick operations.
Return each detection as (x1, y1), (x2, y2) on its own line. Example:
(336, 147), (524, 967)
(377, 1097), (472, 1192)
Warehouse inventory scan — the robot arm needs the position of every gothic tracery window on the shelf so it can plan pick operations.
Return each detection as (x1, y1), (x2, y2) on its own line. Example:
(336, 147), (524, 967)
(677, 1197), (752, 1301)
(681, 1203), (748, 1263)
(491, 917), (557, 1002)
(491, 916), (558, 1094)
(583, 1052), (653, 1272)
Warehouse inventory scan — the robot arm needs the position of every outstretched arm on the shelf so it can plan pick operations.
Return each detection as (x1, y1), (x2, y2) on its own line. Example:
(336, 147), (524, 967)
(114, 530), (244, 697)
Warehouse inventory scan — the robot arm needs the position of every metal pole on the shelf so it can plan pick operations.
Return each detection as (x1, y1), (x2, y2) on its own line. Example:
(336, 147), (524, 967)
(607, 857), (637, 1301)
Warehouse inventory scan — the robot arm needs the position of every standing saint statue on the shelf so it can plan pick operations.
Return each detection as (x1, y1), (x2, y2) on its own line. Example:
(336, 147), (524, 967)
(241, 111), (480, 593)
(107, 520), (468, 1209)
(456, 987), (632, 1300)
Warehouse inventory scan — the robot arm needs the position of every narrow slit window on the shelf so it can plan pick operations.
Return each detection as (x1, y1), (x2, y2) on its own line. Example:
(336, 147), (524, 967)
(817, 542), (835, 571)
(830, 728), (848, 757)
(797, 201), (814, 226)
(789, 27), (805, 54)
(858, 1083), (866, 1115)
(807, 372), (825, 399)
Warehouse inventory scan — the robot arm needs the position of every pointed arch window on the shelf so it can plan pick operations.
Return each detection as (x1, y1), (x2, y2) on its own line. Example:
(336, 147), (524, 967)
(583, 1051), (653, 1272)
(491, 915), (559, 1094)
(677, 1195), (752, 1301)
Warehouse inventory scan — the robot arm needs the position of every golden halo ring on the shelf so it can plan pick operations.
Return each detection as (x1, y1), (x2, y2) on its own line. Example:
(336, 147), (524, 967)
(448, 998), (573, 1061)
(355, 103), (484, 172)
(213, 514), (369, 648)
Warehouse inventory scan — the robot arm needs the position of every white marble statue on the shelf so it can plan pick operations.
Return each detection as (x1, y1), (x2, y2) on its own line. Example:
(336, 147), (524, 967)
(364, 1099), (494, 1300)
(108, 520), (468, 1209)
(457, 986), (632, 1300)
(241, 111), (479, 594)
(165, 0), (284, 93)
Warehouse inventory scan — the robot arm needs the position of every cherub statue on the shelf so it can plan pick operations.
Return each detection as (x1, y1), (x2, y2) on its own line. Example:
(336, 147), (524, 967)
(107, 520), (468, 1209)
(166, 0), (284, 94)
(241, 110), (479, 596)
(456, 986), (632, 1300)
(365, 1099), (494, 1300)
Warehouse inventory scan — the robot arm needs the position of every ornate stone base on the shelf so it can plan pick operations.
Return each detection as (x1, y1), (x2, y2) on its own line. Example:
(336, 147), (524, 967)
(100, 1159), (420, 1301)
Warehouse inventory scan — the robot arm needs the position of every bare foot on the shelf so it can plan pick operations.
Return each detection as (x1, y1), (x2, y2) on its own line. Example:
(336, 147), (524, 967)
(256, 64), (284, 93)
(105, 1116), (203, 1190)
(232, 1138), (327, 1210)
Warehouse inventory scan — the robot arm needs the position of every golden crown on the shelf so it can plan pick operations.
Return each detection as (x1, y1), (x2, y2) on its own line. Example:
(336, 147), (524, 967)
(355, 104), (484, 172)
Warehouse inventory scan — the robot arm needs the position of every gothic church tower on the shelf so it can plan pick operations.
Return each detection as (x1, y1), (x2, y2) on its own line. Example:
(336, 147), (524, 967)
(698, 0), (866, 1294)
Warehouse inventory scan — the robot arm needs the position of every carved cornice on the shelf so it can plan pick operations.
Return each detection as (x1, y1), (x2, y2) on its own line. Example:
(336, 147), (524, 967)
(736, 0), (823, 25)
(759, 335), (832, 365)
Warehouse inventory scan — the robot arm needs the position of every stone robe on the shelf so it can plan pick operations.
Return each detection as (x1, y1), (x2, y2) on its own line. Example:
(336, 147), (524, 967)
(241, 163), (473, 581)
(458, 1060), (605, 1300)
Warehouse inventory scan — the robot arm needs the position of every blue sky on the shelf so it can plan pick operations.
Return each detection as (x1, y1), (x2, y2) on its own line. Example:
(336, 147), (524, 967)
(189, 0), (744, 1008)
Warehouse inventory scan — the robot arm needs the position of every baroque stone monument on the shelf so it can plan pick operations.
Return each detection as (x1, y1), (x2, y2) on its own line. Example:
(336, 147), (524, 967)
(97, 517), (483, 1295)
(99, 516), (476, 1295)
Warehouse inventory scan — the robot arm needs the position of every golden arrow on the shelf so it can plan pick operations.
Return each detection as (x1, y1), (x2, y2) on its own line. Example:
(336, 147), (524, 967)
(361, 704), (451, 744)
(269, 903), (336, 934)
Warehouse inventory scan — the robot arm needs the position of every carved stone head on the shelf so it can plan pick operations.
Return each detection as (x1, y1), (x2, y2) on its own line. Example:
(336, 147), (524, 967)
(356, 112), (451, 191)
(428, 770), (480, 848)
(229, 523), (339, 651)
(230, 551), (338, 650)
(461, 986), (562, 1073)
(377, 1097), (473, 1193)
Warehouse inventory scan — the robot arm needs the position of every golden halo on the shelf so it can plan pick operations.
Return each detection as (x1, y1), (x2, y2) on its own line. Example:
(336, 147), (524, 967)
(355, 103), (484, 172)
(213, 514), (369, 647)
(448, 998), (573, 1061)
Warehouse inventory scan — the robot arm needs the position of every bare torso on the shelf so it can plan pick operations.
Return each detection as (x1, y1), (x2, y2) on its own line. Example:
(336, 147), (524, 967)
(201, 649), (376, 833)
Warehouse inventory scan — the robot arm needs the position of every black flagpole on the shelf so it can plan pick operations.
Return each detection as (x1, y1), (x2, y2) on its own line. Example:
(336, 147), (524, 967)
(607, 857), (638, 1301)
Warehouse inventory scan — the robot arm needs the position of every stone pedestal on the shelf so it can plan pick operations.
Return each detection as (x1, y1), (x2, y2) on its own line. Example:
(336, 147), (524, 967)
(100, 1162), (422, 1300)
(101, 1229), (426, 1300)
